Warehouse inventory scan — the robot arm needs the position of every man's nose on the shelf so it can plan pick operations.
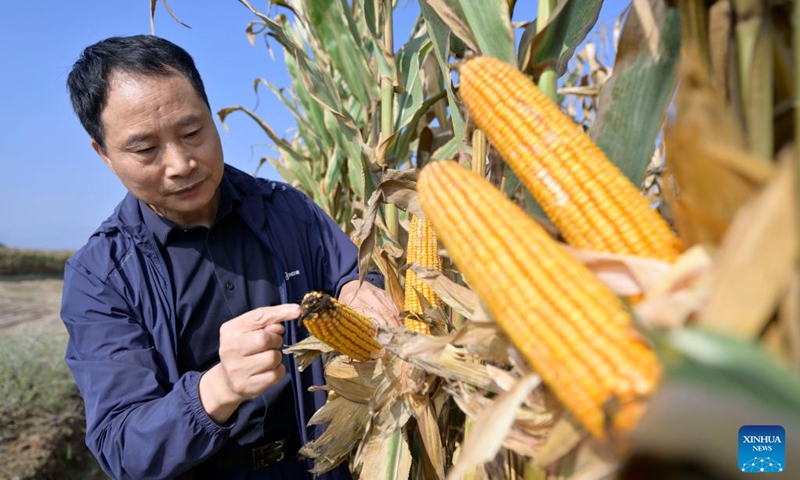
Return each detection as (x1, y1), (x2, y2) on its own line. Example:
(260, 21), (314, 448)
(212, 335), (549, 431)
(163, 142), (196, 178)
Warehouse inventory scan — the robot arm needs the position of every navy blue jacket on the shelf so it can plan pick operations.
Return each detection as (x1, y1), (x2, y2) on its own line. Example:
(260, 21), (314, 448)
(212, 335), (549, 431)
(61, 164), (369, 480)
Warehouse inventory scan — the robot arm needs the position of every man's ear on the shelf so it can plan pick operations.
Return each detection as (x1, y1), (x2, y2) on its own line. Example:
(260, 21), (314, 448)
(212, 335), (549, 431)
(91, 139), (116, 174)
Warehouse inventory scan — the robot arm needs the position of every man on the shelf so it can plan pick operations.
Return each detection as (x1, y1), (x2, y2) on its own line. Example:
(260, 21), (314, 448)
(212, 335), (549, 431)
(61, 35), (399, 480)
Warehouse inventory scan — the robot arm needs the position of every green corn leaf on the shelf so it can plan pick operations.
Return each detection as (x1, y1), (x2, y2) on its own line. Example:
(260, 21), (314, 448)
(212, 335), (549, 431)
(300, 0), (377, 108)
(431, 136), (460, 160)
(254, 78), (325, 158)
(386, 90), (448, 167)
(282, 43), (334, 149)
(424, 0), (515, 64)
(632, 327), (800, 477)
(394, 34), (433, 131)
(323, 146), (346, 200)
(517, 0), (604, 77)
(355, 0), (382, 39)
(419, 0), (467, 152)
(219, 106), (322, 202)
(588, 0), (681, 186)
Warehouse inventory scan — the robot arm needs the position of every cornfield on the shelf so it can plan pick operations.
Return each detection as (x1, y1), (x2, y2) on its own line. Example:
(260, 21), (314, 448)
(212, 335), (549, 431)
(153, 0), (800, 478)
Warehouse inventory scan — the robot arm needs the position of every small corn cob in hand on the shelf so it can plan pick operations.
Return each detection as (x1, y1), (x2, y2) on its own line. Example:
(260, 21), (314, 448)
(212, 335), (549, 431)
(300, 292), (382, 362)
(417, 161), (662, 439)
(403, 215), (442, 334)
(458, 56), (682, 263)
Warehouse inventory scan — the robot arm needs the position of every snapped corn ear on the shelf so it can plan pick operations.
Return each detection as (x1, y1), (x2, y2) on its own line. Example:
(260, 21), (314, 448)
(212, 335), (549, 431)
(458, 56), (682, 263)
(300, 292), (382, 362)
(403, 215), (442, 334)
(417, 161), (662, 439)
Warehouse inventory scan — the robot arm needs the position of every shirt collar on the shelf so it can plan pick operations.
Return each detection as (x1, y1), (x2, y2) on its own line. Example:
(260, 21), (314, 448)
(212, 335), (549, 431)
(139, 170), (244, 246)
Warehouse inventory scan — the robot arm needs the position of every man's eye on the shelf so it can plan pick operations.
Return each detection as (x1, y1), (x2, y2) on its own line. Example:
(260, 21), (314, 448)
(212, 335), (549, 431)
(185, 129), (201, 139)
(135, 146), (156, 154)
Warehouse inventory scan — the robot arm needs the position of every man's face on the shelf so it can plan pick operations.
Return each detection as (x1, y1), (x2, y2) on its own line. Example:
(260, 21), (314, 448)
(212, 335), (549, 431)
(92, 70), (224, 227)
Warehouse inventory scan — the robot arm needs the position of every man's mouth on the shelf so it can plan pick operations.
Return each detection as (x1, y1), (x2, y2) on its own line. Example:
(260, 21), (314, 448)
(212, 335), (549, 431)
(172, 179), (203, 196)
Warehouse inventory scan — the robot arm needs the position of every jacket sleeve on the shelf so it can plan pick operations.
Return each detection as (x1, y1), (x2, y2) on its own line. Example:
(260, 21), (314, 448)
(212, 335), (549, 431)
(297, 193), (384, 296)
(61, 258), (233, 480)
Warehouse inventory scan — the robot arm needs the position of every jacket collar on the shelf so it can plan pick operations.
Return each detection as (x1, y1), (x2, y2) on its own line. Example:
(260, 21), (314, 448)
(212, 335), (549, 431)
(94, 164), (275, 244)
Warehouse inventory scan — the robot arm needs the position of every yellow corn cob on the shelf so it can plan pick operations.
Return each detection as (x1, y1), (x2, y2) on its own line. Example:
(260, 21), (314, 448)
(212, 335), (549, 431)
(403, 313), (431, 334)
(300, 291), (382, 362)
(417, 161), (662, 439)
(403, 215), (442, 334)
(459, 56), (682, 263)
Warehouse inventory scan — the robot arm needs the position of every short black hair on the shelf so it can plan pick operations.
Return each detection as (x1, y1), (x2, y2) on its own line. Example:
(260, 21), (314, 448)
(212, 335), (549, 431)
(67, 35), (210, 150)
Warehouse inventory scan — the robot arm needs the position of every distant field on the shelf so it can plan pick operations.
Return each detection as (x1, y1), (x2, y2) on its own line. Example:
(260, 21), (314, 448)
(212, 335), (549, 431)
(0, 247), (74, 276)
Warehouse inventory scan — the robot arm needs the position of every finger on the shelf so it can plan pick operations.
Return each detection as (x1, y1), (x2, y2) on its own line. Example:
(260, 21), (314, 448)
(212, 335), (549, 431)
(243, 349), (285, 374)
(231, 363), (286, 399)
(252, 303), (301, 327)
(262, 323), (285, 336)
(231, 304), (301, 332)
(224, 330), (284, 357)
(248, 364), (287, 392)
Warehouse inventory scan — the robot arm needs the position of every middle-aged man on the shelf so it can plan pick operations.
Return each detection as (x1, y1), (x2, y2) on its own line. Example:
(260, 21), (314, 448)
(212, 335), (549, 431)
(61, 34), (400, 480)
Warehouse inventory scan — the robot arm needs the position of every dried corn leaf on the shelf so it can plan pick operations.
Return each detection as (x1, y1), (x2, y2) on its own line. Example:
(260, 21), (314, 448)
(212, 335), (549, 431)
(379, 327), (498, 392)
(563, 246), (672, 296)
(324, 356), (383, 404)
(300, 395), (371, 475)
(531, 414), (586, 468)
(446, 383), (553, 458)
(708, 0), (732, 93)
(699, 157), (798, 338)
(409, 395), (446, 480)
(568, 441), (620, 480)
(409, 265), (479, 318)
(373, 244), (405, 312)
(665, 46), (773, 247)
(451, 321), (511, 363)
(634, 244), (715, 329)
(369, 357), (426, 434)
(354, 428), (412, 480)
(283, 335), (330, 371)
(447, 375), (542, 480)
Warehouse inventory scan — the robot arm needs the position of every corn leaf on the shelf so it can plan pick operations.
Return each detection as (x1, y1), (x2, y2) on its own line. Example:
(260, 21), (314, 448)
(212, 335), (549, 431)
(698, 157), (798, 338)
(424, 0), (515, 64)
(518, 0), (604, 78)
(446, 374), (541, 480)
(282, 45), (335, 149)
(299, 0), (376, 108)
(635, 327), (800, 477)
(588, 0), (681, 185)
(355, 0), (382, 38)
(254, 78), (325, 158)
(419, 0), (467, 152)
(395, 35), (433, 130)
(218, 106), (323, 202)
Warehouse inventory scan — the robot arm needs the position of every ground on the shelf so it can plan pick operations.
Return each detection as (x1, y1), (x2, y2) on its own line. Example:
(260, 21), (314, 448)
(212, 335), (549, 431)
(0, 276), (107, 480)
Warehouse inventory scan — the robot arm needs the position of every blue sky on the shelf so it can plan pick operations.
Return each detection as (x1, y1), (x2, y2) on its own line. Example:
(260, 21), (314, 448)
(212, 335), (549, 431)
(0, 0), (628, 250)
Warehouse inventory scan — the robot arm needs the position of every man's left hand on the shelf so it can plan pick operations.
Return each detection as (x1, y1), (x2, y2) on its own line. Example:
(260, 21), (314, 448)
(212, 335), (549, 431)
(338, 280), (402, 328)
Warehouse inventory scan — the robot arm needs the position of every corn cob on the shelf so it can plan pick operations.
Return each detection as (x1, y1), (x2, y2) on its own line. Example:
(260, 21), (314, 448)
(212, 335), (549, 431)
(403, 313), (431, 334)
(300, 291), (382, 362)
(458, 56), (682, 263)
(417, 161), (662, 439)
(403, 215), (442, 334)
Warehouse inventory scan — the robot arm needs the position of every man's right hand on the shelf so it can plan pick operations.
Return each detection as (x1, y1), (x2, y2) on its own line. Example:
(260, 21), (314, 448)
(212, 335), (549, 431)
(198, 303), (300, 425)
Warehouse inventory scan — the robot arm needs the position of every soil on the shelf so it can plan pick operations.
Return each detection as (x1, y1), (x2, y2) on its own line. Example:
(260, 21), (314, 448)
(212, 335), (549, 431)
(0, 276), (108, 480)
